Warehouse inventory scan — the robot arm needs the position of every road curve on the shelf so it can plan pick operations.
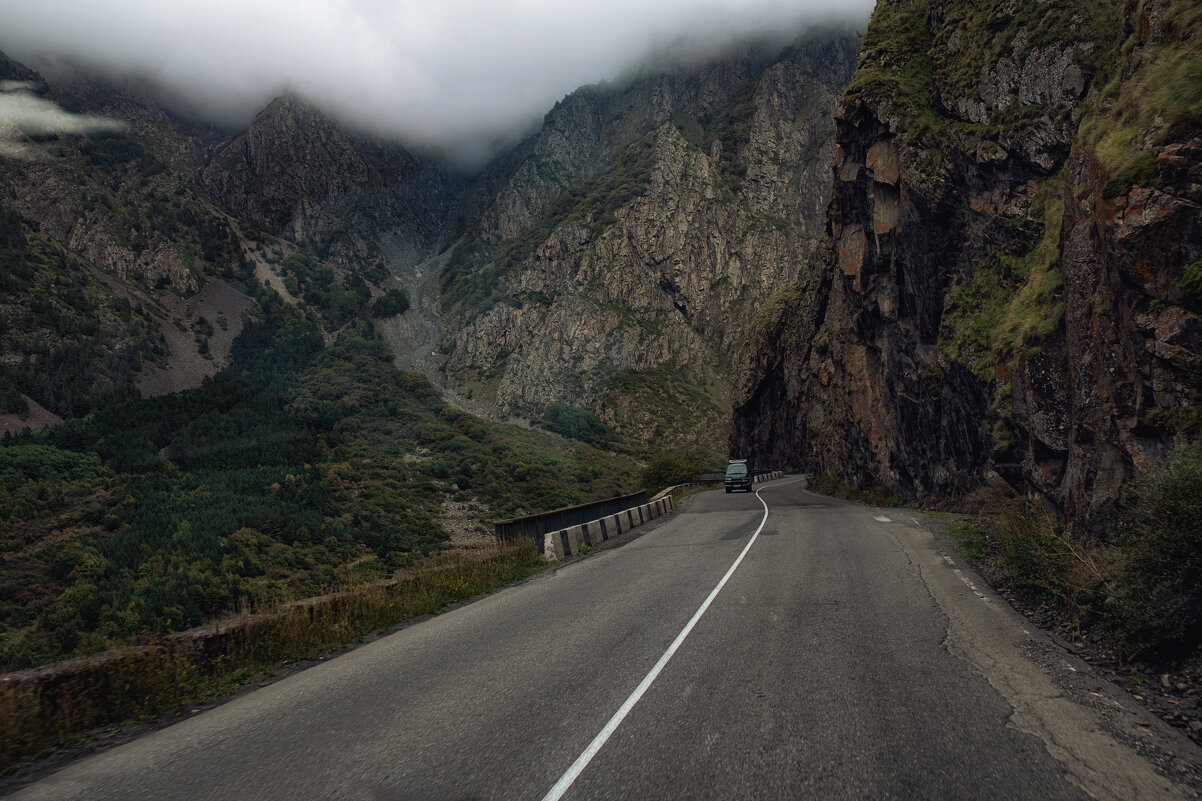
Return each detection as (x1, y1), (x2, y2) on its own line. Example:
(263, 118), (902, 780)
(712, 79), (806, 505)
(7, 479), (1201, 800)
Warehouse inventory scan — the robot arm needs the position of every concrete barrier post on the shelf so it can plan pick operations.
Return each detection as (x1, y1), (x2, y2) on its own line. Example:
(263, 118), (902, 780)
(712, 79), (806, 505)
(541, 494), (679, 562)
(544, 530), (561, 560)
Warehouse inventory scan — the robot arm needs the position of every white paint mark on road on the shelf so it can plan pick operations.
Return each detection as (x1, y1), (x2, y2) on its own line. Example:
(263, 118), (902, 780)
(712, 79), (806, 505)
(874, 515), (892, 522)
(942, 554), (990, 603)
(952, 568), (990, 603)
(540, 479), (803, 801)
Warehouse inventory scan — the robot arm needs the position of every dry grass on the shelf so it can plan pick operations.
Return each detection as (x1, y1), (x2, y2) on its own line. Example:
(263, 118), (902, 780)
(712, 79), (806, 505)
(990, 502), (1113, 624)
(0, 541), (544, 775)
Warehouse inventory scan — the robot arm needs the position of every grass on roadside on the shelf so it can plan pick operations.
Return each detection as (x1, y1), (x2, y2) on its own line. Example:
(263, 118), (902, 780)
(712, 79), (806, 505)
(808, 472), (907, 507)
(942, 442), (1202, 666)
(0, 541), (546, 776)
(809, 440), (1202, 668)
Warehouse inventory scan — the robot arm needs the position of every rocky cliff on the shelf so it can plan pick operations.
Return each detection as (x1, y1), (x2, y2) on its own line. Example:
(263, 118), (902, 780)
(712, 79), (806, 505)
(0, 58), (472, 424)
(1, 28), (859, 456)
(0, 58), (252, 420)
(731, 0), (1201, 530)
(200, 96), (465, 272)
(437, 30), (859, 456)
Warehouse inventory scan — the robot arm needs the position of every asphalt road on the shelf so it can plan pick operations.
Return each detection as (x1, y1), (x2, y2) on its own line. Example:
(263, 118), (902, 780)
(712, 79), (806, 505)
(8, 479), (1202, 800)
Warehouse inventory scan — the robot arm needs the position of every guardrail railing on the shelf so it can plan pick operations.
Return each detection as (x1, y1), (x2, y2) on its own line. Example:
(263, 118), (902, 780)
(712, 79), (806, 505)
(493, 490), (648, 552)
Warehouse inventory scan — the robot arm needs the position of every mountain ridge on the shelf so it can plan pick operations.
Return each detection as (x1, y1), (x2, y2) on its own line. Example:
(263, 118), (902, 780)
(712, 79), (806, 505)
(435, 29), (860, 456)
(0, 30), (864, 462)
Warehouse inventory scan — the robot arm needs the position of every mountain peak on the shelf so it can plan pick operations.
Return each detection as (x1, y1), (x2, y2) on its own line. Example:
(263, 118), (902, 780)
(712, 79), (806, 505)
(0, 50), (39, 83)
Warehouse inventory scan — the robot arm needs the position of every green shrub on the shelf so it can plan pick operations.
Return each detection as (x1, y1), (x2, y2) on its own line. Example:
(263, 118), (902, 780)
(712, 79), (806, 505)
(1105, 441), (1202, 660)
(0, 445), (105, 492)
(988, 503), (1111, 628)
(808, 472), (900, 506)
(79, 132), (163, 173)
(1102, 149), (1159, 197)
(542, 403), (618, 447)
(0, 373), (28, 417)
(371, 289), (410, 317)
(1181, 258), (1202, 305)
(995, 506), (1068, 596)
(0, 542), (547, 775)
(640, 449), (704, 491)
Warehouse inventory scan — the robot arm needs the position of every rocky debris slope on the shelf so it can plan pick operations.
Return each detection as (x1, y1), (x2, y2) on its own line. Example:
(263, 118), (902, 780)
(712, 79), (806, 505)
(731, 0), (1201, 530)
(437, 31), (860, 455)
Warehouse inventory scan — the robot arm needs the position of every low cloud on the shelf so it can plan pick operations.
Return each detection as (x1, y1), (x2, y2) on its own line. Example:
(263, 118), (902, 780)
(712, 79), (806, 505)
(0, 83), (125, 160)
(0, 0), (872, 156)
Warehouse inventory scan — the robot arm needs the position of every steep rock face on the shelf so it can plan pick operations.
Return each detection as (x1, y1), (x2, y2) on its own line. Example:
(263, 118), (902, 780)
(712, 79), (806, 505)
(2, 67), (240, 295)
(439, 31), (859, 455)
(732, 0), (1201, 530)
(201, 96), (465, 271)
(455, 41), (807, 247)
(0, 56), (253, 417)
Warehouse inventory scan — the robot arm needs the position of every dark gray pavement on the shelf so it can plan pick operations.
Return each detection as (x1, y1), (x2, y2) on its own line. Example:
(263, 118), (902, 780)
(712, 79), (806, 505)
(8, 479), (1201, 800)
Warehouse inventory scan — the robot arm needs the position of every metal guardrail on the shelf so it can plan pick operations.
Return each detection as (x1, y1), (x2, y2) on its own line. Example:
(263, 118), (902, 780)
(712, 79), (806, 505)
(493, 491), (649, 551)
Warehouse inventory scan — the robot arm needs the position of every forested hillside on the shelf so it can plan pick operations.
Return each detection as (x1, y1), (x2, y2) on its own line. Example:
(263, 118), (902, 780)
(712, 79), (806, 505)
(0, 267), (637, 670)
(0, 53), (641, 672)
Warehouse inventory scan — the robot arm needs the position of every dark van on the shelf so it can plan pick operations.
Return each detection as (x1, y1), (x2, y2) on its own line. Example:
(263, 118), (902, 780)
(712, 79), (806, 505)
(725, 460), (751, 493)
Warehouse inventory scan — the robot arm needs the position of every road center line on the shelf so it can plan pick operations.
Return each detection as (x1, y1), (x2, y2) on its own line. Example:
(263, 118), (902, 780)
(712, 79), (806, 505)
(541, 478), (801, 801)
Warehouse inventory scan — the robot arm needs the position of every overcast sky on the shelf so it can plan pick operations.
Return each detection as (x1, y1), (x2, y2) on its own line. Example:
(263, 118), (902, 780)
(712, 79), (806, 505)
(0, 0), (872, 158)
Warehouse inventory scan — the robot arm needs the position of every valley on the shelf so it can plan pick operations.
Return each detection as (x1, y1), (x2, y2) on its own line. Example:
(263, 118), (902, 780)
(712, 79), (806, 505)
(0, 27), (866, 682)
(0, 0), (1200, 787)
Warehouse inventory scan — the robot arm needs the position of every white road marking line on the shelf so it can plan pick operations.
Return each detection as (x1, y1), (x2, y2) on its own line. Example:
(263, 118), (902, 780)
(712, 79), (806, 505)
(540, 479), (802, 801)
(951, 568), (990, 603)
(942, 554), (991, 603)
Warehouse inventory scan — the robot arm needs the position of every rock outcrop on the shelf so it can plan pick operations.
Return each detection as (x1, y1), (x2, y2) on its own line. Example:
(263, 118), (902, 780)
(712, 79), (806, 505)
(0, 57), (249, 416)
(438, 31), (860, 455)
(0, 64), (470, 419)
(731, 0), (1202, 531)
(200, 96), (465, 272)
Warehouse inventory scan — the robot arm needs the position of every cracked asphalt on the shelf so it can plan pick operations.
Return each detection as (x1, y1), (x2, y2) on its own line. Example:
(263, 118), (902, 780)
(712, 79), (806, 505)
(8, 478), (1201, 800)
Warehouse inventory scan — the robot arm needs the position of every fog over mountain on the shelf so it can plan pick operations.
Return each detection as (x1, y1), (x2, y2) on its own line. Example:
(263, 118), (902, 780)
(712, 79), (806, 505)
(0, 0), (871, 160)
(0, 80), (127, 159)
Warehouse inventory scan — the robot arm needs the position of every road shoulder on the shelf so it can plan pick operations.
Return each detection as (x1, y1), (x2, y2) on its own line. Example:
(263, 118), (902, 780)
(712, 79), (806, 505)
(886, 513), (1202, 800)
